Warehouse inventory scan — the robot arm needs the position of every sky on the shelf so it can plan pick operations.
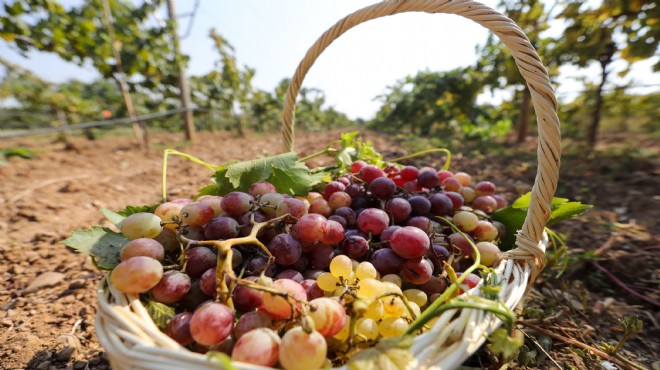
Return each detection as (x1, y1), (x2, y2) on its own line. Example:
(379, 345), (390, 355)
(1, 0), (658, 120)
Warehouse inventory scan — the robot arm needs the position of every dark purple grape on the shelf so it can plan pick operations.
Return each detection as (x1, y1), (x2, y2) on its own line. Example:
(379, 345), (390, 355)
(371, 248), (405, 275)
(306, 244), (335, 269)
(290, 255), (308, 272)
(429, 193), (453, 216)
(199, 267), (217, 296)
(328, 215), (347, 228)
(444, 191), (465, 209)
(233, 277), (263, 311)
(417, 170), (439, 189)
(407, 216), (432, 234)
(180, 225), (205, 241)
(275, 269), (304, 283)
(179, 280), (211, 311)
(234, 311), (273, 338)
(385, 197), (412, 223)
(369, 177), (396, 199)
(323, 181), (346, 200)
(246, 255), (277, 277)
(341, 235), (369, 260)
(380, 225), (402, 243)
(166, 312), (194, 346)
(351, 195), (371, 210)
(185, 247), (217, 278)
(204, 216), (240, 240)
(151, 270), (191, 304)
(427, 244), (451, 272)
(344, 184), (362, 199)
(334, 207), (356, 227)
(238, 211), (267, 236)
(301, 279), (324, 300)
(303, 269), (324, 280)
(408, 195), (432, 216)
(419, 276), (449, 296)
(402, 258), (433, 285)
(268, 234), (302, 266)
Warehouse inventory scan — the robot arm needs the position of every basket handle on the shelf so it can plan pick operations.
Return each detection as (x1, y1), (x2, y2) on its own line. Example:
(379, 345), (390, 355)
(280, 0), (561, 281)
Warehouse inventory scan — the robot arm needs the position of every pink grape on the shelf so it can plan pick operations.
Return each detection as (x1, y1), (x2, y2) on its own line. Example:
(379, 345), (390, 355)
(180, 202), (215, 226)
(110, 256), (163, 293)
(341, 235), (369, 260)
(357, 208), (390, 235)
(234, 311), (273, 338)
(189, 302), (234, 346)
(249, 181), (277, 196)
(185, 247), (217, 278)
(328, 191), (352, 210)
(473, 195), (498, 213)
(309, 199), (332, 217)
(441, 177), (463, 192)
(475, 181), (496, 196)
(308, 297), (347, 337)
(437, 170), (454, 183)
(262, 279), (307, 320)
(154, 202), (184, 229)
(350, 160), (367, 174)
(474, 241), (501, 266)
(454, 171), (472, 186)
(400, 166), (419, 181)
(402, 258), (433, 285)
(473, 220), (498, 241)
(321, 220), (345, 245)
(445, 191), (465, 208)
(448, 233), (476, 256)
(301, 279), (324, 300)
(221, 192), (254, 216)
(279, 327), (327, 370)
(493, 194), (508, 210)
(385, 198), (412, 223)
(406, 216), (432, 234)
(119, 238), (164, 261)
(390, 226), (430, 259)
(153, 228), (180, 253)
(322, 181), (346, 200)
(165, 312), (194, 346)
(456, 272), (482, 293)
(232, 328), (281, 367)
(204, 216), (240, 240)
(419, 275), (449, 295)
(151, 270), (191, 304)
(334, 207), (356, 226)
(369, 177), (396, 199)
(276, 198), (308, 219)
(233, 277), (264, 311)
(296, 214), (327, 243)
(359, 165), (385, 184)
(199, 267), (217, 296)
(196, 195), (224, 217)
(260, 193), (285, 216)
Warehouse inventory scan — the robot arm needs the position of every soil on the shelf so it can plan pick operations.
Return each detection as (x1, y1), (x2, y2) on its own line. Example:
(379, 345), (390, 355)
(0, 129), (658, 370)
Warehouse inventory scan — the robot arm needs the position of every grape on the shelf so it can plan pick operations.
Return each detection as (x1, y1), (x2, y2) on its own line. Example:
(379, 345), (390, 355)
(344, 183), (362, 199)
(121, 213), (163, 240)
(418, 276), (449, 296)
(392, 174), (405, 186)
(334, 207), (356, 226)
(199, 267), (217, 296)
(436, 170), (454, 183)
(322, 181), (346, 200)
(327, 191), (352, 210)
(233, 278), (264, 311)
(232, 328), (281, 367)
(350, 160), (367, 174)
(119, 238), (164, 261)
(110, 256), (163, 293)
(316, 272), (340, 291)
(268, 234), (302, 266)
(371, 248), (405, 275)
(180, 202), (214, 226)
(402, 258), (433, 285)
(234, 311), (273, 338)
(304, 192), (324, 204)
(296, 214), (327, 243)
(165, 312), (194, 346)
(238, 211), (266, 236)
(306, 243), (335, 270)
(262, 279), (307, 320)
(402, 180), (422, 192)
(321, 220), (345, 245)
(417, 169), (439, 189)
(260, 193), (285, 216)
(276, 198), (308, 219)
(357, 278), (385, 298)
(474, 241), (501, 266)
(180, 225), (205, 241)
(427, 244), (450, 272)
(357, 208), (390, 235)
(153, 228), (179, 253)
(359, 165), (385, 184)
(385, 198), (412, 223)
(328, 215), (347, 228)
(493, 194), (508, 210)
(407, 195), (431, 216)
(461, 186), (477, 203)
(329, 255), (352, 278)
(390, 226), (430, 259)
(185, 247), (217, 278)
(301, 279), (324, 300)
(441, 176), (462, 192)
(309, 199), (332, 218)
(221, 192), (253, 216)
(493, 220), (507, 240)
(177, 280), (210, 311)
(369, 177), (396, 199)
(382, 296), (406, 317)
(308, 297), (347, 337)
(355, 261), (378, 280)
(380, 225), (401, 244)
(448, 233), (476, 256)
(196, 195), (224, 217)
(379, 317), (409, 338)
(170, 198), (193, 205)
(473, 195), (498, 213)
(151, 270), (191, 304)
(406, 216), (432, 234)
(276, 269), (304, 283)
(246, 255), (276, 277)
(279, 327), (327, 370)
(473, 220), (498, 241)
(429, 193), (453, 216)
(444, 191), (465, 208)
(192, 216), (217, 238)
(154, 202), (184, 229)
(475, 181), (496, 196)
(355, 317), (379, 340)
(453, 211), (479, 232)
(336, 176), (351, 186)
(454, 171), (472, 186)
(290, 254), (309, 272)
(380, 274), (402, 287)
(403, 288), (428, 307)
(249, 181), (277, 196)
(456, 272), (482, 292)
(400, 166), (419, 181)
(189, 302), (234, 346)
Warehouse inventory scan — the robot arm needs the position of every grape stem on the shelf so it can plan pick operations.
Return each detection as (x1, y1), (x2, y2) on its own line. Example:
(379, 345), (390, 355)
(161, 149), (218, 203)
(388, 148), (452, 171)
(372, 292), (418, 321)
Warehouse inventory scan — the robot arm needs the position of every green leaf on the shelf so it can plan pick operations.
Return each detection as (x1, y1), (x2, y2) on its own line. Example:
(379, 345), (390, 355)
(211, 152), (315, 196)
(348, 336), (414, 370)
(547, 202), (592, 226)
(492, 206), (527, 251)
(195, 183), (221, 198)
(488, 327), (523, 359)
(61, 227), (128, 269)
(206, 351), (237, 370)
(117, 204), (158, 217)
(142, 299), (175, 331)
(99, 208), (125, 228)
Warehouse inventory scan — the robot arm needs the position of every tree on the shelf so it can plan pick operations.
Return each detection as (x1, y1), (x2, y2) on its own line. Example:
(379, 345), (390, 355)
(476, 0), (557, 143)
(555, 0), (659, 149)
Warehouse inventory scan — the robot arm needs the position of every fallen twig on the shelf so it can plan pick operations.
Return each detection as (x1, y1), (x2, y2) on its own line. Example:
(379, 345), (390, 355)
(592, 261), (660, 308)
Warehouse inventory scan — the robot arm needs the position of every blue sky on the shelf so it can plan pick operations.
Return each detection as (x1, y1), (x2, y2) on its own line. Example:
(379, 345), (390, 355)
(1, 0), (658, 119)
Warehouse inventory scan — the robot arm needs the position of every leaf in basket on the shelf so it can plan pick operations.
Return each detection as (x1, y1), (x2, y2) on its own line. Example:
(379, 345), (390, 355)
(61, 227), (128, 270)
(99, 208), (125, 228)
(208, 152), (317, 196)
(347, 336), (414, 370)
(142, 298), (175, 331)
(487, 327), (523, 360)
(206, 351), (237, 370)
(116, 204), (158, 217)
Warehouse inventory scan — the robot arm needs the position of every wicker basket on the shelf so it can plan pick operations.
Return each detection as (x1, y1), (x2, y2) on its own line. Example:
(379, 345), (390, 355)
(95, 0), (561, 369)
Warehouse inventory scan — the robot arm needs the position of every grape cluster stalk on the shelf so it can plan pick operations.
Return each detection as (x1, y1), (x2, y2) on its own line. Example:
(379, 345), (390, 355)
(109, 160), (510, 369)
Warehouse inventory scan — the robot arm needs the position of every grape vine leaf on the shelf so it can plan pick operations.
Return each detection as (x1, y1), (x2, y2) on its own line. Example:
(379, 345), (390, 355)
(347, 336), (414, 370)
(487, 327), (523, 359)
(117, 204), (158, 217)
(99, 208), (125, 228)
(493, 192), (592, 250)
(142, 299), (175, 331)
(61, 227), (128, 270)
(208, 152), (320, 196)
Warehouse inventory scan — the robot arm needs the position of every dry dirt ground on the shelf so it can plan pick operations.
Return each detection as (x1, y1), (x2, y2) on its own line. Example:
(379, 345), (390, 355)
(0, 129), (657, 370)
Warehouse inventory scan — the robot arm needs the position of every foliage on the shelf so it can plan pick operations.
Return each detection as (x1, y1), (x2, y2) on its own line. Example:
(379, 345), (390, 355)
(61, 226), (128, 270)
